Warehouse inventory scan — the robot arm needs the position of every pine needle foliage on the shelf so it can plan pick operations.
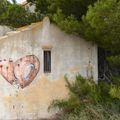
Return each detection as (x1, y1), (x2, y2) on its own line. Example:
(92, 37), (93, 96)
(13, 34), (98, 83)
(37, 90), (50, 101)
(49, 75), (120, 120)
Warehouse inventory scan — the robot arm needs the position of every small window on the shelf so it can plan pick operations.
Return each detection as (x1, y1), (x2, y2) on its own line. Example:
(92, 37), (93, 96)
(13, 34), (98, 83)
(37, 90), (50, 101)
(44, 50), (51, 73)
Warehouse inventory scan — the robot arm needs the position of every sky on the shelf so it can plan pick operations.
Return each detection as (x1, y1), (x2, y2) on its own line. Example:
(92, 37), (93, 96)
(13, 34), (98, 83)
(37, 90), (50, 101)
(8, 0), (26, 3)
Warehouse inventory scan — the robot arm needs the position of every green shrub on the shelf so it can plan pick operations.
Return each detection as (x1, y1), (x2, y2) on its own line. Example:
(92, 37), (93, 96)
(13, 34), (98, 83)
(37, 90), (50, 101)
(59, 104), (120, 120)
(49, 75), (102, 112)
(49, 75), (120, 120)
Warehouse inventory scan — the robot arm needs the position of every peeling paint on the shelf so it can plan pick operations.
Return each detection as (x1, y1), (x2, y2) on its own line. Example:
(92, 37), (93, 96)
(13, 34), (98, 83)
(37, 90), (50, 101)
(0, 55), (40, 88)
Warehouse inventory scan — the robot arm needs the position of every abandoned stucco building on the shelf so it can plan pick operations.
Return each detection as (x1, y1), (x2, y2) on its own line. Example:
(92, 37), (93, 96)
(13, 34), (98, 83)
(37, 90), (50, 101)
(0, 17), (98, 119)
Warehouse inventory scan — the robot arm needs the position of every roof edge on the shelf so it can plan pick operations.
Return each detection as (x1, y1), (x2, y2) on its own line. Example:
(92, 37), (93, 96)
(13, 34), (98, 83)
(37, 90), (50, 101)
(0, 17), (50, 40)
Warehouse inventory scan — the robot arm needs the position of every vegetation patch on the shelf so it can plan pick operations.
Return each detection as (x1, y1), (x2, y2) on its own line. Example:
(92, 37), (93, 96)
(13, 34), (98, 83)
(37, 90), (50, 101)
(49, 75), (120, 120)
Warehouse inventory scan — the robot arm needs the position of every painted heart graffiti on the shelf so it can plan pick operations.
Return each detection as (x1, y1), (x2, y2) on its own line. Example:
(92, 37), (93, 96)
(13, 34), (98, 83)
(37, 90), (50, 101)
(0, 55), (40, 88)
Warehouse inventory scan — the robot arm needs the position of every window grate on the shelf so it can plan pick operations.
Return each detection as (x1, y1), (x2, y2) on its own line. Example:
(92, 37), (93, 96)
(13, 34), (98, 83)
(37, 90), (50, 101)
(44, 51), (51, 73)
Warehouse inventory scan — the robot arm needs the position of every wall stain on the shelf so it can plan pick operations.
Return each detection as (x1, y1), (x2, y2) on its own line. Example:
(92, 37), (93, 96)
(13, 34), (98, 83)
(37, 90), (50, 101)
(69, 67), (80, 73)
(2, 76), (68, 117)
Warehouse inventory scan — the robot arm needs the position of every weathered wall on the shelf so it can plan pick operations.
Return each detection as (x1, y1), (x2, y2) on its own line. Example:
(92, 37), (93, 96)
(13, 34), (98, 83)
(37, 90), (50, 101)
(0, 26), (12, 37)
(0, 17), (98, 119)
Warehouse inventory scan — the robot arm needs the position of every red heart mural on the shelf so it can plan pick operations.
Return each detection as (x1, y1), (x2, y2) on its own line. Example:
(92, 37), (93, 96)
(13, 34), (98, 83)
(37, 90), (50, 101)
(0, 59), (16, 84)
(0, 55), (40, 88)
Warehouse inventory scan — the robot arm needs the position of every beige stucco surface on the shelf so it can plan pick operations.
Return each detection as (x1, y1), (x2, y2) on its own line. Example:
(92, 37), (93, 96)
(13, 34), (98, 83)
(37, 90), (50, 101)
(0, 17), (98, 119)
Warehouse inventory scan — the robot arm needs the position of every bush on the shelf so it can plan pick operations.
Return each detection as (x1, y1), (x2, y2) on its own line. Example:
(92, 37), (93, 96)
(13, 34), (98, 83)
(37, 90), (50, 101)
(59, 104), (120, 120)
(49, 75), (120, 120)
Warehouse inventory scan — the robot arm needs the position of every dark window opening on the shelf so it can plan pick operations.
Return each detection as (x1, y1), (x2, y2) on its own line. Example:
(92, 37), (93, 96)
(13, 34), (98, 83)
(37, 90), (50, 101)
(44, 50), (51, 73)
